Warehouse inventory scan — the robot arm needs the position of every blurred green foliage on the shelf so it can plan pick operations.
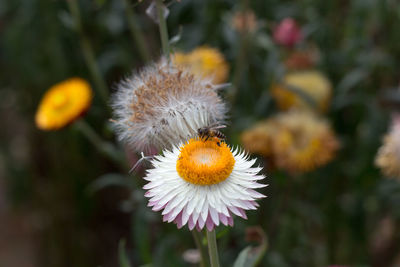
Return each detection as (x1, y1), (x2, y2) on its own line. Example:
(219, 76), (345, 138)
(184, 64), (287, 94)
(1, 0), (400, 267)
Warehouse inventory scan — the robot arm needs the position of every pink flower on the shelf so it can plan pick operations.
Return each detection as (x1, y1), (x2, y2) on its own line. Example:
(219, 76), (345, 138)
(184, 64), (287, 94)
(273, 18), (303, 47)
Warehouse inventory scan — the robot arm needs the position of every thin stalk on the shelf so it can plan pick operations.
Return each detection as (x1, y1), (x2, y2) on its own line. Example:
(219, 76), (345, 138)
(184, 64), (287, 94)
(155, 0), (170, 59)
(228, 27), (249, 105)
(192, 231), (209, 267)
(67, 0), (109, 105)
(227, 0), (251, 105)
(74, 120), (126, 169)
(122, 0), (151, 62)
(206, 230), (220, 267)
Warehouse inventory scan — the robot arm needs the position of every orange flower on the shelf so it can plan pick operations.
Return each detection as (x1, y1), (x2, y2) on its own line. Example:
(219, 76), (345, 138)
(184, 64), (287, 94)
(35, 78), (92, 130)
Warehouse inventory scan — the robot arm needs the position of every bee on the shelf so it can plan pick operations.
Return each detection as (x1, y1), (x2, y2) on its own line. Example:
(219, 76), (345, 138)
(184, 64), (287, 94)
(197, 124), (226, 146)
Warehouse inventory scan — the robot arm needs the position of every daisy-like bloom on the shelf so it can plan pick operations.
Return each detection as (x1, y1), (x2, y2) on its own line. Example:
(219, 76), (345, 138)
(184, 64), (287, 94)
(143, 138), (266, 231)
(375, 115), (400, 178)
(111, 59), (227, 151)
(271, 70), (332, 113)
(35, 78), (92, 130)
(173, 46), (229, 84)
(271, 111), (339, 174)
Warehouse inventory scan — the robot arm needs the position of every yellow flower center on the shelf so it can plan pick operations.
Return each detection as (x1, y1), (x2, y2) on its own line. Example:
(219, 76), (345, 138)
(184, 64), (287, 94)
(51, 93), (68, 109)
(176, 139), (235, 185)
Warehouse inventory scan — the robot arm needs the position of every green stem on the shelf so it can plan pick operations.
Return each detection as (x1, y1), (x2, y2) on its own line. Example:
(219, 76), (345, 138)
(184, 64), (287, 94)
(227, 0), (251, 105)
(122, 0), (152, 62)
(74, 120), (126, 169)
(192, 231), (209, 267)
(67, 0), (109, 105)
(155, 0), (170, 59)
(206, 230), (220, 267)
(228, 28), (249, 105)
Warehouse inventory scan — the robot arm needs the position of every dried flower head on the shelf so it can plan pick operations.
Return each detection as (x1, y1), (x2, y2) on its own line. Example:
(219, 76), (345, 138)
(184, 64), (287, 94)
(285, 50), (319, 70)
(35, 78), (92, 131)
(271, 111), (339, 174)
(173, 46), (229, 84)
(240, 120), (279, 157)
(271, 70), (332, 113)
(231, 10), (257, 33)
(273, 18), (302, 47)
(111, 59), (227, 151)
(144, 138), (266, 231)
(375, 115), (400, 178)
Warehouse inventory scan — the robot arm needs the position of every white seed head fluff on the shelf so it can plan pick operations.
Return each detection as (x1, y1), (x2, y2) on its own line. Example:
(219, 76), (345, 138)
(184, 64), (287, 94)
(143, 144), (267, 231)
(111, 59), (227, 151)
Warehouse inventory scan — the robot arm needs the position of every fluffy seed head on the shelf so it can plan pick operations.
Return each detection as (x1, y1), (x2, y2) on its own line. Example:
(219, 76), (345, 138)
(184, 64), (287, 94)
(111, 59), (227, 151)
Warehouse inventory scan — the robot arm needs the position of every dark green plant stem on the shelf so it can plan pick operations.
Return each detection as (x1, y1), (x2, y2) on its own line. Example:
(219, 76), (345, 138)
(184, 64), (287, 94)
(155, 0), (170, 59)
(192, 230), (209, 267)
(206, 230), (220, 267)
(229, 35), (249, 104)
(228, 0), (251, 105)
(67, 0), (109, 105)
(122, 0), (151, 62)
(74, 120), (126, 169)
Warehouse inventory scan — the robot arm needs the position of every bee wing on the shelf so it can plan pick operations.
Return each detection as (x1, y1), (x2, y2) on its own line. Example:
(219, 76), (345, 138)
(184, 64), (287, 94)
(212, 125), (227, 130)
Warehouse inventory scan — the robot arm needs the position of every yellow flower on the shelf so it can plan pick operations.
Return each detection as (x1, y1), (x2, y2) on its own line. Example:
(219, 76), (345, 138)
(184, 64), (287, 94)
(35, 78), (92, 130)
(271, 111), (339, 174)
(271, 70), (332, 113)
(173, 46), (229, 84)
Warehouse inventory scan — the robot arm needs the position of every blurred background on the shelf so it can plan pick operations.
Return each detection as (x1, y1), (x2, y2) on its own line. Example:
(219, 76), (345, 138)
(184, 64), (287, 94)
(1, 0), (400, 266)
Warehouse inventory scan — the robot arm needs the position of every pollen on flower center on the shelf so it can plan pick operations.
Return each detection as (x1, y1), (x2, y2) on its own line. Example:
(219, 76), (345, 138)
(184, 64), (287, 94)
(176, 139), (235, 185)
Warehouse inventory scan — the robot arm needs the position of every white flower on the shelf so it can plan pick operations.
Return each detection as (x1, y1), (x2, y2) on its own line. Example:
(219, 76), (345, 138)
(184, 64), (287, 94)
(111, 59), (227, 151)
(143, 138), (267, 231)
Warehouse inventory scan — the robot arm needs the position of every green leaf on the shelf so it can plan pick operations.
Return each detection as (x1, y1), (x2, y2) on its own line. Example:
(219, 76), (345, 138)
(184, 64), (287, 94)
(87, 173), (132, 194)
(284, 82), (318, 109)
(233, 245), (267, 267)
(233, 227), (268, 267)
(169, 26), (183, 45)
(336, 68), (368, 94)
(118, 239), (132, 267)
